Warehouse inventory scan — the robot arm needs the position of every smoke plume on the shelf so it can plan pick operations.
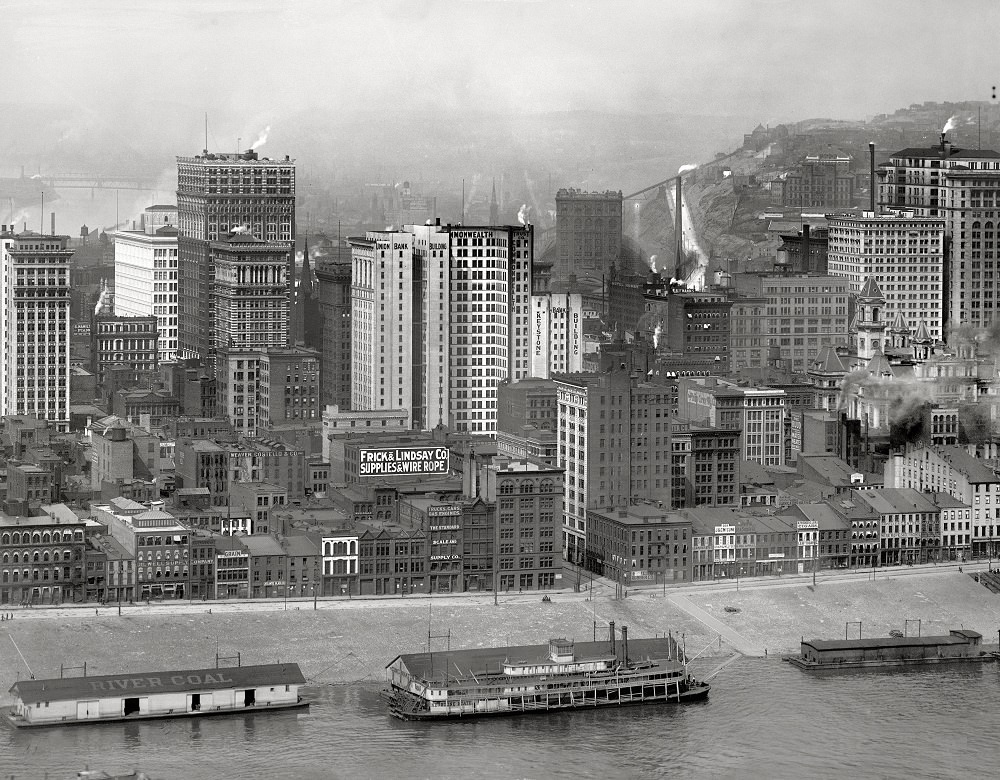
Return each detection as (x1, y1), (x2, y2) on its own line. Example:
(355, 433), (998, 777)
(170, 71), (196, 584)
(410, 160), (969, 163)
(517, 204), (531, 226)
(942, 115), (959, 134)
(678, 163), (698, 175)
(251, 125), (271, 151)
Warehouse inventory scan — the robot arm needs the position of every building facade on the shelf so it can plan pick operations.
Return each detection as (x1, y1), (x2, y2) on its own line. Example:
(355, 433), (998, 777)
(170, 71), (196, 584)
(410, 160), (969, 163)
(176, 149), (295, 365)
(827, 212), (945, 341)
(0, 229), (73, 430)
(112, 205), (179, 362)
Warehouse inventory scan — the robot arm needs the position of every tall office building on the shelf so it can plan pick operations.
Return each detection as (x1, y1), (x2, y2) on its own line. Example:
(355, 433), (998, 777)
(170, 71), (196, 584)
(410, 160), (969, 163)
(350, 222), (533, 434)
(113, 204), (179, 362)
(554, 370), (740, 566)
(176, 149), (295, 366)
(877, 134), (1000, 328)
(826, 212), (945, 340)
(315, 257), (352, 410)
(555, 189), (623, 278)
(0, 227), (72, 430)
(213, 232), (291, 438)
(729, 273), (851, 373)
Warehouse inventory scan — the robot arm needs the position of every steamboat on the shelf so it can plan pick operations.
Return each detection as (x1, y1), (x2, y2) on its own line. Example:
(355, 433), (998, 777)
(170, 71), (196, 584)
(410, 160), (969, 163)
(385, 623), (709, 720)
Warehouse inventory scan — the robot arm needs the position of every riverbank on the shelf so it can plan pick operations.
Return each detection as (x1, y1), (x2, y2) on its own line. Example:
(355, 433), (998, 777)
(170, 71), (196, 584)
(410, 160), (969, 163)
(1, 566), (996, 707)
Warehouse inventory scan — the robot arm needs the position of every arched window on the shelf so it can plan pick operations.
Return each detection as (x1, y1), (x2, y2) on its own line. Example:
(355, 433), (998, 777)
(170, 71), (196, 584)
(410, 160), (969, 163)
(1, 533), (9, 545)
(43, 551), (50, 562)
(12, 553), (19, 564)
(42, 532), (50, 544)
(1, 553), (7, 563)
(53, 551), (61, 562)
(32, 532), (41, 544)
(499, 480), (515, 495)
(539, 480), (554, 494)
(32, 552), (40, 563)
(11, 532), (20, 545)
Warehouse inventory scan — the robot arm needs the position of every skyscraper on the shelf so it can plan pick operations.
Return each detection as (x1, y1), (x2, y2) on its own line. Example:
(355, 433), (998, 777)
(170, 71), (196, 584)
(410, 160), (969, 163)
(876, 134), (1000, 329)
(350, 222), (534, 434)
(213, 232), (291, 438)
(112, 205), (179, 362)
(176, 149), (295, 366)
(0, 227), (73, 430)
(555, 188), (623, 279)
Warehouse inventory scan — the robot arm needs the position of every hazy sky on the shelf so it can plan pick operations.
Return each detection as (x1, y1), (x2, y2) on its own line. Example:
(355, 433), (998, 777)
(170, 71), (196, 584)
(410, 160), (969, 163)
(4, 0), (998, 126)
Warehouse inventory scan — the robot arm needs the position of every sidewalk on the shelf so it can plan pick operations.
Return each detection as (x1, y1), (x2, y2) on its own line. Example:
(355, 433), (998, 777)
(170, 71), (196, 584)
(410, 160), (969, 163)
(668, 593), (764, 657)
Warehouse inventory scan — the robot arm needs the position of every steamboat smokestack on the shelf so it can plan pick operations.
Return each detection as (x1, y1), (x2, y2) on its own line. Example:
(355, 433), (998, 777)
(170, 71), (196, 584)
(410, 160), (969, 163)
(609, 621), (616, 659)
(621, 625), (629, 666)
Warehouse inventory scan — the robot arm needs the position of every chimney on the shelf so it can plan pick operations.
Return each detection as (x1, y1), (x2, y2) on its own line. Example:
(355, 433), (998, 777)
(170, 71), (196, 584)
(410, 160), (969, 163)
(609, 621), (616, 659)
(869, 142), (876, 214)
(50, 212), (55, 236)
(674, 176), (683, 280)
(621, 625), (629, 665)
(801, 224), (811, 273)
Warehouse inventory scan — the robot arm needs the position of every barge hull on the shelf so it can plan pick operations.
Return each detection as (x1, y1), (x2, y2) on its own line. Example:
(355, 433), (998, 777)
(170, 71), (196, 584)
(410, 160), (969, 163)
(4, 697), (310, 729)
(387, 684), (709, 721)
(785, 654), (998, 672)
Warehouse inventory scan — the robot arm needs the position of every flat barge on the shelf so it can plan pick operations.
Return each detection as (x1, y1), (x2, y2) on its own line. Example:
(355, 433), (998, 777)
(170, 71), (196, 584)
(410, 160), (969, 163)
(785, 629), (998, 670)
(4, 663), (308, 728)
(385, 625), (709, 721)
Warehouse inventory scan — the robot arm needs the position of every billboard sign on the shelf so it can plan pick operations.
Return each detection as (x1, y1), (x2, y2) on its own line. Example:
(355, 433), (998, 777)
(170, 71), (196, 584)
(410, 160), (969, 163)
(358, 446), (450, 477)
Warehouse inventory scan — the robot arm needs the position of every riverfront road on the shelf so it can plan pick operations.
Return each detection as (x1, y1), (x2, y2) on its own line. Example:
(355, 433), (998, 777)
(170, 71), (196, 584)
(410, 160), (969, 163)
(1, 557), (989, 624)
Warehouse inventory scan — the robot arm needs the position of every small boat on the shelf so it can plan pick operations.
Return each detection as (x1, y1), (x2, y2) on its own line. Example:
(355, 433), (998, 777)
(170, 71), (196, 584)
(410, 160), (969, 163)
(785, 628), (996, 670)
(385, 624), (709, 721)
(5, 663), (308, 728)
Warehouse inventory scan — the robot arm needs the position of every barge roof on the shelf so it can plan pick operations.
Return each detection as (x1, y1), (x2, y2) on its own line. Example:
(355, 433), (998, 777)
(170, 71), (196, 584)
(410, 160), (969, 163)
(9, 663), (306, 705)
(803, 631), (982, 653)
(388, 638), (680, 683)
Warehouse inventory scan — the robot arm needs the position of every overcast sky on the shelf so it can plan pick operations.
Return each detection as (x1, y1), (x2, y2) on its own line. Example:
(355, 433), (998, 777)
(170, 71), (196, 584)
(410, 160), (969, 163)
(4, 0), (998, 125)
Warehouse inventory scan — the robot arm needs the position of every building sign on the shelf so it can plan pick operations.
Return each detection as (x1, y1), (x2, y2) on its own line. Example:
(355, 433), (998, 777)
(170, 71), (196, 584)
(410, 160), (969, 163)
(796, 520), (819, 531)
(768, 553), (785, 558)
(428, 505), (460, 517)
(88, 673), (234, 692)
(219, 551), (245, 558)
(358, 447), (449, 477)
(430, 554), (460, 561)
(714, 524), (736, 535)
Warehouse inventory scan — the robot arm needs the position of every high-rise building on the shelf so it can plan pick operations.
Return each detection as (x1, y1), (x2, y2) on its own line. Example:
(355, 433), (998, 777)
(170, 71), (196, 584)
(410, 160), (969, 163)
(315, 257), (352, 410)
(350, 222), (533, 435)
(827, 212), (945, 341)
(213, 232), (291, 437)
(555, 369), (740, 566)
(112, 205), (179, 362)
(877, 134), (1000, 329)
(729, 273), (851, 372)
(555, 189), (623, 279)
(530, 291), (584, 378)
(0, 228), (72, 430)
(176, 149), (295, 366)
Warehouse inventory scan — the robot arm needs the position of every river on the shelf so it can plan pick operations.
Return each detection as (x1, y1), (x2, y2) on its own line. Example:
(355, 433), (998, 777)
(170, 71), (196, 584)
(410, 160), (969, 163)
(3, 658), (998, 779)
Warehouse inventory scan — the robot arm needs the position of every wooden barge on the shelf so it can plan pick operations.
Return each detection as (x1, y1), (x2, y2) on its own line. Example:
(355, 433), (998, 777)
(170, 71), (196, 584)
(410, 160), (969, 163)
(785, 629), (997, 670)
(4, 663), (307, 728)
(385, 626), (709, 721)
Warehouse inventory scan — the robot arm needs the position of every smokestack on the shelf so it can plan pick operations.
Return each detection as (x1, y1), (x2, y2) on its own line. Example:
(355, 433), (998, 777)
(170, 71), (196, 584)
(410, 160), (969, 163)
(869, 142), (876, 214)
(609, 621), (616, 659)
(621, 625), (629, 666)
(802, 224), (811, 273)
(674, 176), (683, 281)
(50, 212), (55, 236)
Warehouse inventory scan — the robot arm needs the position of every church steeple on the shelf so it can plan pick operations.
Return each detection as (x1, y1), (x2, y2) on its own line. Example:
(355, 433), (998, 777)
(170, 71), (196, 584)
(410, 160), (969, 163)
(489, 179), (499, 225)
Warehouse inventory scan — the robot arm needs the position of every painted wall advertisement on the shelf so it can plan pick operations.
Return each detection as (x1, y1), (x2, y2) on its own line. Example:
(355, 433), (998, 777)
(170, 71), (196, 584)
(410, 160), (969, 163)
(358, 447), (450, 477)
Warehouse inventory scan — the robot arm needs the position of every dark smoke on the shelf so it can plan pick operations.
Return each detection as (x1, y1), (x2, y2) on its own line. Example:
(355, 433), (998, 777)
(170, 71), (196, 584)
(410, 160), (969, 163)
(959, 403), (994, 444)
(889, 399), (929, 449)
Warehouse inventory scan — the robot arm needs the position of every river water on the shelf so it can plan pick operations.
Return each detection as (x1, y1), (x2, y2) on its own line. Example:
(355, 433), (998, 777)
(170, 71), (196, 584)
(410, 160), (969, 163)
(3, 658), (998, 779)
